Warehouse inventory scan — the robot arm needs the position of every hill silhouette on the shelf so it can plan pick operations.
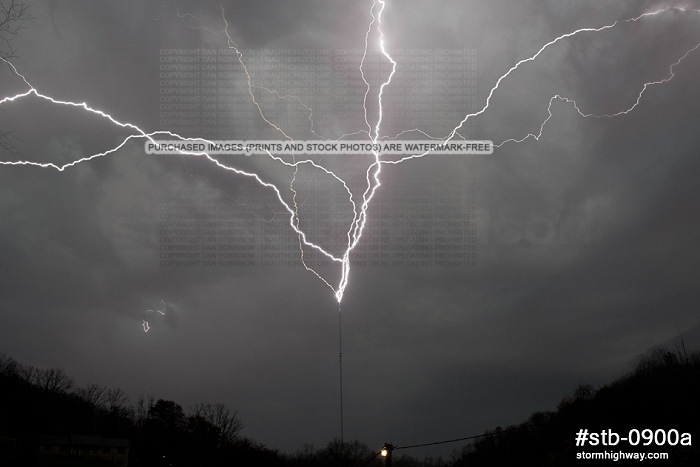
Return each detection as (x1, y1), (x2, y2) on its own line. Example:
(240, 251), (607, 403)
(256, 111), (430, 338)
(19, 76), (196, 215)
(450, 347), (700, 466)
(1, 346), (698, 466)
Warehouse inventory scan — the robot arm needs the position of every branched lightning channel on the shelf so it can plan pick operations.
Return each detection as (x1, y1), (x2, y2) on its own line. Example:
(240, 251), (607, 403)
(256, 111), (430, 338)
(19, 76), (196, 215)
(445, 7), (694, 143)
(382, 6), (700, 166)
(0, 8), (349, 300)
(495, 41), (700, 148)
(175, 6), (368, 292)
(0, 59), (342, 265)
(169, 7), (331, 143)
(360, 1), (379, 136)
(219, 6), (293, 143)
(218, 6), (353, 288)
(290, 156), (337, 292)
(169, 5), (377, 300)
(335, 0), (397, 303)
(173, 8), (366, 285)
(251, 86), (326, 140)
(1, 4), (699, 306)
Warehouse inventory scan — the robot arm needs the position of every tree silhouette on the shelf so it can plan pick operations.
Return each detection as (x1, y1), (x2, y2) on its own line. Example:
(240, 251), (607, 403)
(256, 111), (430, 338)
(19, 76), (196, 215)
(34, 368), (74, 394)
(191, 402), (243, 447)
(76, 383), (109, 409)
(451, 347), (700, 467)
(0, 0), (28, 59)
(142, 399), (187, 463)
(1, 354), (287, 465)
(0, 0), (30, 152)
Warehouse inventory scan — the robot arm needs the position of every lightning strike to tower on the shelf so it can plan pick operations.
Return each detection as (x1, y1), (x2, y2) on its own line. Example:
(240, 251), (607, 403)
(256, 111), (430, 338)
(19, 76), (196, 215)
(1, 2), (699, 306)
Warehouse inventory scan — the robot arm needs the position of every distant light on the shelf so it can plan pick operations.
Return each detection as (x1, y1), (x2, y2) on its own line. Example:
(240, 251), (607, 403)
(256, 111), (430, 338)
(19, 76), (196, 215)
(381, 449), (388, 457)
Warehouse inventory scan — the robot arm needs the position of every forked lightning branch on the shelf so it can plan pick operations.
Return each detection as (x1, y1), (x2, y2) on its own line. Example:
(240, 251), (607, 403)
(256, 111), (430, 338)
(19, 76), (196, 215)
(1, 1), (699, 304)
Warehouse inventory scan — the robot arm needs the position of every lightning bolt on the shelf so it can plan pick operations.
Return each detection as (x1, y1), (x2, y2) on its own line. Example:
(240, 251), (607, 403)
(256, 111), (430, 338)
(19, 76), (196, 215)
(335, 0), (397, 303)
(381, 6), (700, 166)
(1, 3), (699, 307)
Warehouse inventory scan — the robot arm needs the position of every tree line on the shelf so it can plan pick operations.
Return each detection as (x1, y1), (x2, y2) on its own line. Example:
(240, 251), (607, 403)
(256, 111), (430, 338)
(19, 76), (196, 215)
(2, 346), (699, 466)
(0, 353), (271, 465)
(450, 346), (700, 466)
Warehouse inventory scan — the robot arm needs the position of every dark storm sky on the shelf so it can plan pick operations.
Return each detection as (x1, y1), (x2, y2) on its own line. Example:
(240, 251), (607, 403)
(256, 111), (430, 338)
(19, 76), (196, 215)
(2, 0), (700, 457)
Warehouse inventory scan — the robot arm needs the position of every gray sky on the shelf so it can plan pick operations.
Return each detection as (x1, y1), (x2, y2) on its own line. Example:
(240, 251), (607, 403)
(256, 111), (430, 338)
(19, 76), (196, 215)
(1, 0), (700, 457)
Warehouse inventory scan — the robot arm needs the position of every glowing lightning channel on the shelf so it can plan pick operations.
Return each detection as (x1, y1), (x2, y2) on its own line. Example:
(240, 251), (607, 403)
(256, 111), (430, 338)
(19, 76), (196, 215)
(336, 4), (700, 302)
(217, 7), (355, 290)
(168, 8), (366, 293)
(1, 3), (699, 306)
(334, 0), (397, 303)
(0, 8), (352, 299)
(0, 57), (343, 265)
(495, 40), (700, 147)
(381, 6), (700, 166)
(167, 5), (377, 299)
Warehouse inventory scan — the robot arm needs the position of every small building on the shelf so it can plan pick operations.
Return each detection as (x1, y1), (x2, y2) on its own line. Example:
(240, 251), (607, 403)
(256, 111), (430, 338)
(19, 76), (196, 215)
(39, 435), (129, 466)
